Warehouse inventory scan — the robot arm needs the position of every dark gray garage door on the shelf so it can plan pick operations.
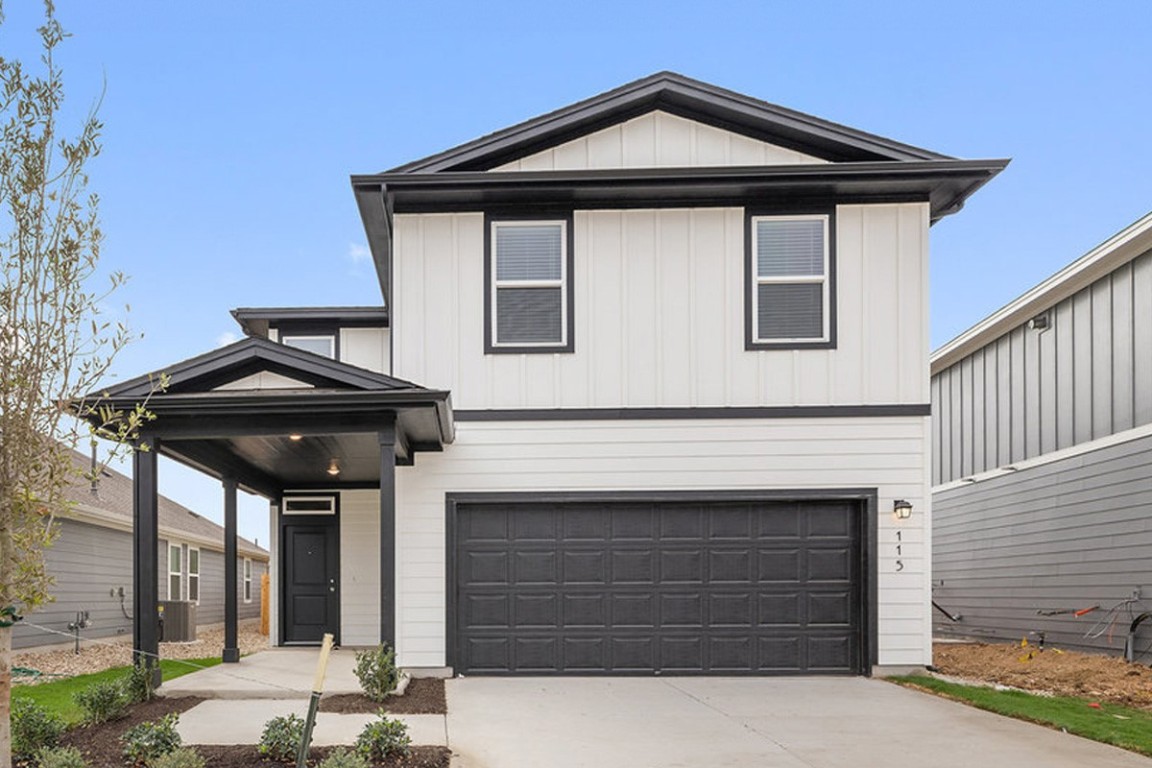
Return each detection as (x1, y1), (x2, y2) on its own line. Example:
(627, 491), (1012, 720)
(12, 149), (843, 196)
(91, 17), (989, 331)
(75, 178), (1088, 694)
(452, 497), (865, 675)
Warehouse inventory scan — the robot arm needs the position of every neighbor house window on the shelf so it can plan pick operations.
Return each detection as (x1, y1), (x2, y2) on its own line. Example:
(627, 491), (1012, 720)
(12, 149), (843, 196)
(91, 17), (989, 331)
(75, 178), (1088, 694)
(188, 547), (200, 604)
(168, 544), (183, 600)
(282, 334), (336, 358)
(486, 217), (573, 353)
(747, 213), (834, 348)
(243, 558), (253, 603)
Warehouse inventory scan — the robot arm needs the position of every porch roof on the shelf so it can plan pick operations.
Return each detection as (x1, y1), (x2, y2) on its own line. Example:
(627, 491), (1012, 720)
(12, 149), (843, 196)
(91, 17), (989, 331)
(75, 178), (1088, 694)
(83, 337), (453, 498)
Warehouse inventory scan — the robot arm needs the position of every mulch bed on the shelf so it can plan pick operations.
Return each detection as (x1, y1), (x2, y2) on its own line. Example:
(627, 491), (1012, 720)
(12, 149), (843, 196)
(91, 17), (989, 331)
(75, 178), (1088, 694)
(320, 678), (447, 715)
(52, 695), (451, 768)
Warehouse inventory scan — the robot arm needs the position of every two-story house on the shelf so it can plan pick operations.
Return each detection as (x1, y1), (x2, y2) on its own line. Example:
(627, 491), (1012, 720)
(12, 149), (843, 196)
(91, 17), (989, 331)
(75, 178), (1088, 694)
(91, 73), (1005, 677)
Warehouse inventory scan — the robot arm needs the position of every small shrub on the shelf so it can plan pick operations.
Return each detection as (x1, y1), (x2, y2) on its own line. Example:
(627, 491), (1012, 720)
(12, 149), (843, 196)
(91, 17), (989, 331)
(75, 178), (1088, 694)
(121, 713), (181, 766)
(145, 747), (205, 768)
(11, 698), (64, 758)
(75, 679), (130, 724)
(257, 714), (305, 763)
(125, 662), (156, 703)
(316, 748), (370, 768)
(353, 643), (400, 702)
(34, 746), (88, 768)
(355, 712), (410, 761)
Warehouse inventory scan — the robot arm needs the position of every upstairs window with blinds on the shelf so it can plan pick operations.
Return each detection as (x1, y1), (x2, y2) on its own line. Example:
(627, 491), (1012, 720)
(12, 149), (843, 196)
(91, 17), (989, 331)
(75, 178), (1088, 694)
(488, 219), (572, 351)
(749, 214), (832, 347)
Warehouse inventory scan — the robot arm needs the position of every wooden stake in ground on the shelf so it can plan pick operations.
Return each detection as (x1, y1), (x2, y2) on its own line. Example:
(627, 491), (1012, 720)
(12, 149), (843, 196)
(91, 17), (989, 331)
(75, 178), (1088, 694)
(296, 633), (334, 768)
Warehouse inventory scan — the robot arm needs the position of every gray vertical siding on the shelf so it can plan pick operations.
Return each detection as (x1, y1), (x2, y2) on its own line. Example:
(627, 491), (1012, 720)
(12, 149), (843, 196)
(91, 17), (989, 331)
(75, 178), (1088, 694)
(932, 247), (1152, 484)
(933, 433), (1152, 655)
(14, 520), (269, 650)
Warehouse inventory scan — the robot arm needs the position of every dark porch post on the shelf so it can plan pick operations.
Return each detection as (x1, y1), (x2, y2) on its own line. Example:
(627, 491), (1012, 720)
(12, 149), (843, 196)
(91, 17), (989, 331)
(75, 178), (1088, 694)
(132, 437), (161, 688)
(379, 415), (396, 648)
(223, 476), (240, 662)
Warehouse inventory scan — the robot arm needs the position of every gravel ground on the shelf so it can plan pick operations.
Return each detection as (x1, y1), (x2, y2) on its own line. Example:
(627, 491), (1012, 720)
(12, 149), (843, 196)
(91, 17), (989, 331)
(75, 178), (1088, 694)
(14, 624), (269, 682)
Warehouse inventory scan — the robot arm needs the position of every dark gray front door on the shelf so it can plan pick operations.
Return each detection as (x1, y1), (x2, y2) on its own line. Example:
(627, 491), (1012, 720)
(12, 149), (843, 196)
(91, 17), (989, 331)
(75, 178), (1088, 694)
(453, 498), (864, 675)
(283, 521), (339, 644)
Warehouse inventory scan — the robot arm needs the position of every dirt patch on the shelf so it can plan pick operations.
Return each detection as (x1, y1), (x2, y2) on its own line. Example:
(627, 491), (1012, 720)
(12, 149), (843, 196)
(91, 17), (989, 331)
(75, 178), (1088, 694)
(58, 697), (204, 767)
(54, 696), (450, 768)
(15, 624), (268, 683)
(933, 641), (1152, 709)
(321, 678), (447, 715)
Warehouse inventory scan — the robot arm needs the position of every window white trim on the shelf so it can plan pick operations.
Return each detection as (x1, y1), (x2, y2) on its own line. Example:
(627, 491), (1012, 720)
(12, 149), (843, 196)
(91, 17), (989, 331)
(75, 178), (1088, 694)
(749, 213), (832, 345)
(281, 334), (336, 358)
(243, 557), (253, 604)
(168, 543), (183, 601)
(489, 219), (569, 350)
(187, 546), (201, 605)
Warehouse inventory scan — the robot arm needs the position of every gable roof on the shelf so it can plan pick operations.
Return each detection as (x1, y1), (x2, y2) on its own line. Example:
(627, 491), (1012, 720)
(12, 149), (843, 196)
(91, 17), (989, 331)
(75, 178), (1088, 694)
(65, 451), (269, 558)
(388, 71), (952, 174)
(931, 210), (1152, 373)
(99, 337), (422, 399)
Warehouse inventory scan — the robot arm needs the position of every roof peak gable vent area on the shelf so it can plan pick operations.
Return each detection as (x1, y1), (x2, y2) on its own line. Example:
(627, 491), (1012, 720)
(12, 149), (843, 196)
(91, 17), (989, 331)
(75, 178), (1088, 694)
(388, 71), (955, 174)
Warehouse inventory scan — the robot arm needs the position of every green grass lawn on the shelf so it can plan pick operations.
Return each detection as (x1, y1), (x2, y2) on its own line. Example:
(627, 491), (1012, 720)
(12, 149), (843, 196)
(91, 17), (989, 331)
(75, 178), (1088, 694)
(13, 657), (223, 725)
(890, 675), (1152, 758)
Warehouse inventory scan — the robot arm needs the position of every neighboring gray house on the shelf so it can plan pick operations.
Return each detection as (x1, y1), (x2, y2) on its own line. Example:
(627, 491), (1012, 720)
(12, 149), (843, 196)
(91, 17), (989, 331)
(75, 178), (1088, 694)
(931, 211), (1152, 655)
(14, 452), (269, 650)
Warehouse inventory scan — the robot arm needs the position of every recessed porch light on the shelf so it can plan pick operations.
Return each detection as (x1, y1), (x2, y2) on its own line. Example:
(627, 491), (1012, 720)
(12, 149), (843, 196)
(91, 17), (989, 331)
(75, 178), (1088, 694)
(289, 433), (303, 441)
(327, 459), (341, 476)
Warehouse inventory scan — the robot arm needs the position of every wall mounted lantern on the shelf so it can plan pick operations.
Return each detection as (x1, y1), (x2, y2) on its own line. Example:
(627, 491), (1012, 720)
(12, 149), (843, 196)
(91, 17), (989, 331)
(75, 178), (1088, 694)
(893, 499), (913, 520)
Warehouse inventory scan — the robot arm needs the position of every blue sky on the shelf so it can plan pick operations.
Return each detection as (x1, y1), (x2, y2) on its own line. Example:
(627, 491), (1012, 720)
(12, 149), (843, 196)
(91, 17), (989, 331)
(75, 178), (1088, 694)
(5, 1), (1149, 544)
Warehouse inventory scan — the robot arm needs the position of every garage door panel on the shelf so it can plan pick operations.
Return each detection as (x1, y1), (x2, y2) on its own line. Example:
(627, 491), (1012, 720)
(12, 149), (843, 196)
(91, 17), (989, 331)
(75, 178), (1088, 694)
(808, 547), (852, 581)
(611, 593), (655, 627)
(514, 593), (557, 627)
(513, 550), (557, 584)
(462, 594), (509, 628)
(660, 549), (704, 582)
(758, 592), (802, 626)
(563, 550), (606, 583)
(809, 591), (853, 626)
(563, 593), (606, 627)
(612, 550), (655, 583)
(455, 498), (863, 675)
(758, 549), (801, 581)
(710, 549), (752, 582)
(464, 550), (509, 584)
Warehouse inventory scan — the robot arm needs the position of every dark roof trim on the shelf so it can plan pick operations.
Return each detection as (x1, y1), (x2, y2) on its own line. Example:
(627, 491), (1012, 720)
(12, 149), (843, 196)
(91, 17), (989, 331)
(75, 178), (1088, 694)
(354, 183), (394, 308)
(95, 337), (424, 399)
(231, 306), (388, 337)
(455, 404), (930, 421)
(354, 159), (1008, 224)
(387, 72), (951, 173)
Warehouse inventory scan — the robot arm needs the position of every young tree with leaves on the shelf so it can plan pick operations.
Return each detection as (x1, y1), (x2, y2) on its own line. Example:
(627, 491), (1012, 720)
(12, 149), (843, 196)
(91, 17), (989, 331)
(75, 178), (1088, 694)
(0, 3), (155, 765)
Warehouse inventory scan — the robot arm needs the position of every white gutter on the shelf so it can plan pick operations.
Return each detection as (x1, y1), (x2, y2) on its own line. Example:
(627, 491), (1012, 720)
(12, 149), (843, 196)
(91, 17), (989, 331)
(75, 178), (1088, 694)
(931, 210), (1152, 374)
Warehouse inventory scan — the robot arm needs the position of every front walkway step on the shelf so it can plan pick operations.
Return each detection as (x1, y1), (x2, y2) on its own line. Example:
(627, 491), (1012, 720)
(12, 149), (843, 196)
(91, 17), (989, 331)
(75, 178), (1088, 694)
(177, 699), (447, 746)
(162, 649), (362, 699)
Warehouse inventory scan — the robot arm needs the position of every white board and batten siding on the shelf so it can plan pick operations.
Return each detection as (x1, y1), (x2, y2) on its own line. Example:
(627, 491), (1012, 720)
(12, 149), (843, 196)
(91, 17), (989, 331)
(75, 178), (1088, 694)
(393, 418), (932, 669)
(393, 203), (930, 410)
(493, 111), (829, 171)
(341, 328), (390, 375)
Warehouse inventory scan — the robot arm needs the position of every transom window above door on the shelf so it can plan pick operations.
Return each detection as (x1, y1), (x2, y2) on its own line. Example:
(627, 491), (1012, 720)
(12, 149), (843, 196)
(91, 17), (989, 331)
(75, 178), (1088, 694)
(485, 216), (574, 353)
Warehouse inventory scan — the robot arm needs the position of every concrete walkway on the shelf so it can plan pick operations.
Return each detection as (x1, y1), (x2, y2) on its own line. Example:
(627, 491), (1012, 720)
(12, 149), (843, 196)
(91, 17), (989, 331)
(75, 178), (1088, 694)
(162, 648), (363, 698)
(445, 677), (1152, 768)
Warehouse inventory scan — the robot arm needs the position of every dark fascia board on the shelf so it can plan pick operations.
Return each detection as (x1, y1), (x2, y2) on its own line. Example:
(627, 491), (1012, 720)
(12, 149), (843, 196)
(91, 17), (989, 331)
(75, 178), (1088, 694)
(386, 72), (952, 173)
(101, 389), (455, 445)
(354, 183), (394, 307)
(353, 159), (1008, 224)
(92, 337), (425, 400)
(231, 306), (389, 338)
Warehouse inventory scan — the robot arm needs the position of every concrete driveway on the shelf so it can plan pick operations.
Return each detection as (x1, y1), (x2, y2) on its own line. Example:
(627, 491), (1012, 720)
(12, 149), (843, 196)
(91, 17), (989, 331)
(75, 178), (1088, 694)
(445, 677), (1151, 768)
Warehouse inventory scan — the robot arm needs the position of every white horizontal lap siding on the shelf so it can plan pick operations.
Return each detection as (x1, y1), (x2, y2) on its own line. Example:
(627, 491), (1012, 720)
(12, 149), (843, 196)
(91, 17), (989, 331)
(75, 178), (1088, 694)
(492, 112), (829, 171)
(395, 416), (930, 669)
(393, 203), (928, 410)
(339, 490), (381, 646)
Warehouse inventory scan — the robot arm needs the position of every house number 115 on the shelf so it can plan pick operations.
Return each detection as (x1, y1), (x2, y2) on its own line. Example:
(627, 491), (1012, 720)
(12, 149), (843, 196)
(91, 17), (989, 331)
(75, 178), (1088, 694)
(895, 530), (904, 572)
